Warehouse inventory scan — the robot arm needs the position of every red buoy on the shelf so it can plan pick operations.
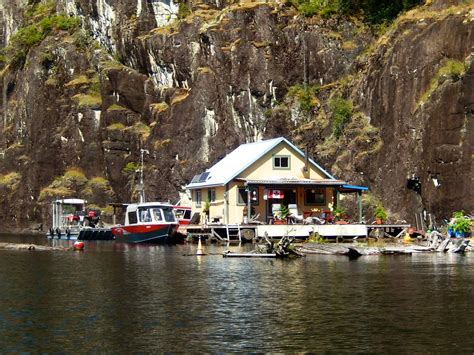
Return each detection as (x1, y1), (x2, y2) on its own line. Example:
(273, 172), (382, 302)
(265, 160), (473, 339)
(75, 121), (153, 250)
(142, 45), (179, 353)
(73, 241), (85, 251)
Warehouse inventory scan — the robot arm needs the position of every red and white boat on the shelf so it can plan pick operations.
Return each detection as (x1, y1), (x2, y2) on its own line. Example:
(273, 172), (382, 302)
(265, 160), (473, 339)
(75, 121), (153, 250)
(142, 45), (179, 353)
(111, 202), (181, 244)
(110, 149), (185, 244)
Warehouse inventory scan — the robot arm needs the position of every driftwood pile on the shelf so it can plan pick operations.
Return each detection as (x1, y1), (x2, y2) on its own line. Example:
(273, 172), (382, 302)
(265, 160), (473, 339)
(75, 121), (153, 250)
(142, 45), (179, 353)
(223, 234), (305, 258)
(296, 231), (470, 258)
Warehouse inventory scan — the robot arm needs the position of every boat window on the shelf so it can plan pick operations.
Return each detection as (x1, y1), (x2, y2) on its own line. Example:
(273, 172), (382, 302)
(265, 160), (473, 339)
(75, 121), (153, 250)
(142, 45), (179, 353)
(138, 208), (152, 222)
(151, 208), (163, 222)
(184, 210), (192, 219)
(174, 209), (184, 219)
(128, 211), (138, 224)
(162, 207), (176, 222)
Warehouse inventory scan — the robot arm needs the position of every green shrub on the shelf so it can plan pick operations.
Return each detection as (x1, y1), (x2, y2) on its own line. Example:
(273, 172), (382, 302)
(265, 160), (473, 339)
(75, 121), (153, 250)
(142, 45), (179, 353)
(287, 0), (421, 24)
(450, 211), (472, 235)
(6, 12), (80, 68)
(287, 84), (320, 112)
(374, 205), (388, 220)
(329, 97), (353, 138)
(178, 3), (192, 19)
(122, 162), (138, 175)
(419, 59), (466, 106)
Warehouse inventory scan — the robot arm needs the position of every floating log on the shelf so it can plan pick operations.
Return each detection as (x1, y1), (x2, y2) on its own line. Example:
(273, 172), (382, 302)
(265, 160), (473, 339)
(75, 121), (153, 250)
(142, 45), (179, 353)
(223, 252), (276, 258)
(0, 243), (69, 251)
(297, 243), (428, 256)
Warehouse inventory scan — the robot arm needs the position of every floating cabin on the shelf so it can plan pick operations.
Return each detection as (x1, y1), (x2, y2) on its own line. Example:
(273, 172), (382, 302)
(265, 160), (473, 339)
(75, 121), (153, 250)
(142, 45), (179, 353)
(185, 137), (402, 242)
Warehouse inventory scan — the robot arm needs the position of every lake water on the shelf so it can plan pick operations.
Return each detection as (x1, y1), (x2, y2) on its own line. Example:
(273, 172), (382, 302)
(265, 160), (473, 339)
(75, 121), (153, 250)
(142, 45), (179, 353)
(1, 233), (474, 352)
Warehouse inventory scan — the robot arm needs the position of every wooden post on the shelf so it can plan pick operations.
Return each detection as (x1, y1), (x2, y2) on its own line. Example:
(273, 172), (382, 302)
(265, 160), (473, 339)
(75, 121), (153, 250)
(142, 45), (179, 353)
(336, 190), (341, 209)
(224, 184), (229, 224)
(358, 191), (363, 223)
(246, 186), (251, 222)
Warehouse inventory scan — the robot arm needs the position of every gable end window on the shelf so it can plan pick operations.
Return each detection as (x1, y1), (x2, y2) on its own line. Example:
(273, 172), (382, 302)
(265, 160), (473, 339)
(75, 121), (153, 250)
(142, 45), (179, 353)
(273, 155), (290, 169)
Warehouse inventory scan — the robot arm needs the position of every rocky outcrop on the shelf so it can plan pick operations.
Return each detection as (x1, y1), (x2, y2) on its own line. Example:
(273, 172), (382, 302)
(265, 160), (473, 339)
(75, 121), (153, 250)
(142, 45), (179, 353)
(0, 0), (472, 232)
(355, 6), (473, 220)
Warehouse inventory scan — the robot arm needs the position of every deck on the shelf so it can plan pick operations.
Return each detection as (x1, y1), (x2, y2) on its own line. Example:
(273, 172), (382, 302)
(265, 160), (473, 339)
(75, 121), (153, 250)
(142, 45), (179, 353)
(184, 223), (410, 242)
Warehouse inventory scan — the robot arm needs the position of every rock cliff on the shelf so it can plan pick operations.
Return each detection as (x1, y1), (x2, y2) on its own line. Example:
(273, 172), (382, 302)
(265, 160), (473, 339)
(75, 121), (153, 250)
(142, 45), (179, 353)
(0, 0), (472, 231)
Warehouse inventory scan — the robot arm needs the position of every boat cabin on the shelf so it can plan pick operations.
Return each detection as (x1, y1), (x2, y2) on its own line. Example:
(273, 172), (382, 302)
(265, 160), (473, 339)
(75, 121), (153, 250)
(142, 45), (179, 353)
(186, 137), (367, 226)
(124, 202), (177, 225)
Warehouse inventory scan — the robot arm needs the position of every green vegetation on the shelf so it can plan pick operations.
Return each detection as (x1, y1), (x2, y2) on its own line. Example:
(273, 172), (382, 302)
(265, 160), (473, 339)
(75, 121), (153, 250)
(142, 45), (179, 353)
(374, 205), (388, 221)
(107, 104), (127, 112)
(419, 59), (466, 105)
(66, 73), (101, 109)
(178, 3), (192, 19)
(329, 97), (353, 138)
(287, 0), (421, 24)
(82, 177), (115, 203)
(72, 94), (102, 109)
(0, 172), (22, 198)
(122, 162), (139, 175)
(150, 102), (169, 114)
(107, 123), (125, 130)
(5, 3), (80, 68)
(65, 75), (90, 87)
(450, 211), (472, 235)
(39, 168), (88, 201)
(130, 122), (151, 140)
(307, 232), (328, 243)
(286, 84), (320, 112)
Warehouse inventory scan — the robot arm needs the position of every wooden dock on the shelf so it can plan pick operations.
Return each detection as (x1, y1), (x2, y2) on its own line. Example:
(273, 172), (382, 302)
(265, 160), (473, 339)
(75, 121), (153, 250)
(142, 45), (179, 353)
(184, 223), (410, 242)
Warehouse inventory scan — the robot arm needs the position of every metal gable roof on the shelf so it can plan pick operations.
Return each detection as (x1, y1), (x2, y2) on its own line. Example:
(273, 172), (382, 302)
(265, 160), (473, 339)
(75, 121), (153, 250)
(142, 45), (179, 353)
(186, 137), (335, 189)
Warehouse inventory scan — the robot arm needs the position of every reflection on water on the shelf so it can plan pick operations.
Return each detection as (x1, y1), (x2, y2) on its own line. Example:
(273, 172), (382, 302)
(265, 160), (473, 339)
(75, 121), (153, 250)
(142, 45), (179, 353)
(1, 234), (474, 352)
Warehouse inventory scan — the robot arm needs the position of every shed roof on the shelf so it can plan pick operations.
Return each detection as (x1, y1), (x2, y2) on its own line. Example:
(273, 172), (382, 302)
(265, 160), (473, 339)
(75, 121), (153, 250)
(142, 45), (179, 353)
(186, 137), (336, 189)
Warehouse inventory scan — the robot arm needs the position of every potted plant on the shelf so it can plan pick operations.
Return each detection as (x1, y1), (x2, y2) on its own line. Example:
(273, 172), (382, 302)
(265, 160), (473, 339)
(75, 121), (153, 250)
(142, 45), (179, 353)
(274, 204), (289, 224)
(332, 207), (348, 224)
(374, 205), (388, 225)
(450, 211), (472, 238)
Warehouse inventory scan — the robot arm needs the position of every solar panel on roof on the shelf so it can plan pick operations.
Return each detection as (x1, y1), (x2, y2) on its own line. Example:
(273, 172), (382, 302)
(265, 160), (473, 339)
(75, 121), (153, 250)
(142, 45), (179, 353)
(190, 174), (201, 183)
(199, 172), (210, 182)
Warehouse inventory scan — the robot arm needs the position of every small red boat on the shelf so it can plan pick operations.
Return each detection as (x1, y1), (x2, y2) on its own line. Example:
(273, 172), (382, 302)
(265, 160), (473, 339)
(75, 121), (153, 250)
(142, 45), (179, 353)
(111, 202), (181, 244)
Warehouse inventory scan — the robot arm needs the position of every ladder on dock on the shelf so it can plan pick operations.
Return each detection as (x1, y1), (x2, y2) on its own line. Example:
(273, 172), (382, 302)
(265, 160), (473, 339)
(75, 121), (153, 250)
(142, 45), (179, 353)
(226, 224), (241, 243)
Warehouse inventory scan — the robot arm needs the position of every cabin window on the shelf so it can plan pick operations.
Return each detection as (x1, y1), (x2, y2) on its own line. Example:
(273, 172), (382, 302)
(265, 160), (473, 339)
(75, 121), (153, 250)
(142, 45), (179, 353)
(195, 190), (202, 208)
(128, 211), (138, 224)
(305, 188), (326, 205)
(162, 207), (176, 222)
(138, 208), (152, 222)
(237, 187), (259, 205)
(208, 188), (216, 202)
(151, 208), (163, 222)
(175, 209), (191, 220)
(184, 209), (192, 219)
(273, 155), (290, 169)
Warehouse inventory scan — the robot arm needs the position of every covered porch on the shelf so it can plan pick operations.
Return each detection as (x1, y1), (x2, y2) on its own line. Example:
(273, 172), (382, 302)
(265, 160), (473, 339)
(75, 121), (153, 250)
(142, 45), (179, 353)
(238, 178), (368, 225)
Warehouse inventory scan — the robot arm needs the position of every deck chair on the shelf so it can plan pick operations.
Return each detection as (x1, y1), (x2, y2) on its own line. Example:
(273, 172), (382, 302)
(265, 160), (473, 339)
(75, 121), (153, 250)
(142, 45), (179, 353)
(288, 204), (304, 223)
(272, 204), (281, 219)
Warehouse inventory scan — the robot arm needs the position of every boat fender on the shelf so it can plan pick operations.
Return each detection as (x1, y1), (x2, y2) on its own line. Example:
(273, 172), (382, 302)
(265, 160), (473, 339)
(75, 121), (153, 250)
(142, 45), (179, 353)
(73, 241), (85, 251)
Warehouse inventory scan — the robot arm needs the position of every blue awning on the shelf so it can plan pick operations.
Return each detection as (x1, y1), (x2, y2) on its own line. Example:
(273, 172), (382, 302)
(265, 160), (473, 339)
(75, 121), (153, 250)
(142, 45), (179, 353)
(340, 184), (369, 192)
